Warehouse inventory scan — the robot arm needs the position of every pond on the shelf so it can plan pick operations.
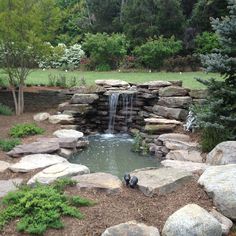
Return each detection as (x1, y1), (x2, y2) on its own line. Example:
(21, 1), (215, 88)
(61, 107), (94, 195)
(70, 134), (160, 179)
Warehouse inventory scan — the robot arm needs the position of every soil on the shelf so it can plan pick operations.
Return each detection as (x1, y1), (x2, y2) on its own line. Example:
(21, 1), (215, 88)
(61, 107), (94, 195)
(1, 180), (214, 236)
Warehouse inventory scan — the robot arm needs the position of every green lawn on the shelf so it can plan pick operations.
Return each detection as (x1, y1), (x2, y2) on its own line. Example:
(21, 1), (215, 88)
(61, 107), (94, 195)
(2, 69), (221, 89)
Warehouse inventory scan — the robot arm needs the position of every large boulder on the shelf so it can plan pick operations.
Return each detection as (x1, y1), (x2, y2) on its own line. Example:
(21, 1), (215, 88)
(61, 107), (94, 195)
(70, 94), (99, 104)
(7, 141), (60, 157)
(162, 204), (222, 236)
(138, 80), (171, 89)
(33, 112), (50, 122)
(101, 221), (160, 236)
(9, 154), (67, 173)
(157, 96), (192, 108)
(158, 133), (191, 143)
(0, 161), (10, 172)
(153, 105), (188, 121)
(206, 141), (236, 165)
(0, 179), (23, 197)
(72, 172), (123, 194)
(131, 167), (193, 197)
(161, 160), (208, 175)
(166, 150), (203, 163)
(159, 86), (189, 97)
(48, 114), (74, 124)
(28, 162), (90, 185)
(53, 129), (84, 140)
(37, 137), (77, 149)
(198, 164), (236, 220)
(163, 140), (199, 151)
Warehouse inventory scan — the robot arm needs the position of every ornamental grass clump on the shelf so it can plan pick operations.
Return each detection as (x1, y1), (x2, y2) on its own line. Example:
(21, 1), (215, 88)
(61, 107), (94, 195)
(10, 123), (44, 138)
(0, 178), (95, 235)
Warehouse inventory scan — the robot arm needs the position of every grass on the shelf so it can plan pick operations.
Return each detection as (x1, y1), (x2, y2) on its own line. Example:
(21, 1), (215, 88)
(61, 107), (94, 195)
(1, 69), (221, 89)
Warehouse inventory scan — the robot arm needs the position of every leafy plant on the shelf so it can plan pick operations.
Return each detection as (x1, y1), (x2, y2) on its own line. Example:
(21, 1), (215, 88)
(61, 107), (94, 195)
(0, 139), (21, 152)
(10, 123), (44, 138)
(0, 103), (13, 116)
(0, 179), (94, 235)
(134, 36), (182, 69)
(132, 131), (142, 153)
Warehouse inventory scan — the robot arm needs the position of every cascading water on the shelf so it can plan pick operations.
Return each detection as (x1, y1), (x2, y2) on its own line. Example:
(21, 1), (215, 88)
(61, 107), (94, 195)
(107, 92), (135, 133)
(108, 93), (120, 133)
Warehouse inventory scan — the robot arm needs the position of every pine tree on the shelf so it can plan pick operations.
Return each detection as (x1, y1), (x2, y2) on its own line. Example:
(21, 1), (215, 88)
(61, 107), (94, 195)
(194, 0), (236, 151)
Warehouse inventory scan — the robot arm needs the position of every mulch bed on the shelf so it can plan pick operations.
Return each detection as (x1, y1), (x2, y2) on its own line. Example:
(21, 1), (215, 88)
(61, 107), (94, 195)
(1, 180), (213, 236)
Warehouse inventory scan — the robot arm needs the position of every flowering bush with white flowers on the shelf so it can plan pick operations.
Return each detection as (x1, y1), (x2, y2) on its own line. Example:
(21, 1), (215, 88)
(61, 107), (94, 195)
(38, 43), (85, 70)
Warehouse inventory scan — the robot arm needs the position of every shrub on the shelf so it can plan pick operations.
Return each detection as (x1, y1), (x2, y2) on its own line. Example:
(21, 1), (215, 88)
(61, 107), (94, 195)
(164, 55), (200, 72)
(119, 56), (138, 70)
(0, 139), (21, 152)
(10, 123), (44, 138)
(82, 33), (129, 70)
(0, 103), (13, 116)
(0, 179), (94, 235)
(39, 43), (85, 70)
(134, 36), (182, 69)
(95, 64), (111, 71)
(195, 32), (220, 54)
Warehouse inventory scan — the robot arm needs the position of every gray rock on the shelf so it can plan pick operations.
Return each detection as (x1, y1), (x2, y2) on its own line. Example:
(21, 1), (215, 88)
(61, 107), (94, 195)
(153, 105), (188, 120)
(73, 172), (123, 194)
(159, 86), (188, 97)
(210, 209), (233, 236)
(138, 80), (171, 88)
(49, 114), (74, 125)
(76, 140), (89, 148)
(101, 221), (160, 236)
(10, 154), (67, 173)
(58, 148), (76, 158)
(53, 129), (84, 140)
(161, 160), (209, 175)
(70, 94), (99, 104)
(95, 80), (129, 87)
(206, 141), (236, 165)
(28, 162), (90, 185)
(0, 161), (10, 172)
(198, 164), (236, 220)
(7, 141), (60, 157)
(144, 124), (176, 134)
(164, 140), (199, 151)
(166, 150), (203, 163)
(37, 137), (77, 149)
(58, 102), (93, 114)
(157, 96), (192, 108)
(131, 167), (193, 197)
(162, 204), (222, 236)
(144, 118), (182, 125)
(0, 179), (23, 197)
(158, 133), (191, 143)
(33, 112), (50, 122)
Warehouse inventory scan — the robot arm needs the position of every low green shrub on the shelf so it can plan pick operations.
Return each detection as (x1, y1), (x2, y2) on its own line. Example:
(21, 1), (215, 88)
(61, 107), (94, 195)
(0, 103), (13, 116)
(0, 139), (21, 152)
(10, 123), (44, 138)
(0, 179), (94, 235)
(134, 36), (182, 69)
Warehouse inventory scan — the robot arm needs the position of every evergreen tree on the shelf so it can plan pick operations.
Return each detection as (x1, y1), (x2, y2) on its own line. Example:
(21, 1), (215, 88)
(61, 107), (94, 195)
(194, 0), (236, 151)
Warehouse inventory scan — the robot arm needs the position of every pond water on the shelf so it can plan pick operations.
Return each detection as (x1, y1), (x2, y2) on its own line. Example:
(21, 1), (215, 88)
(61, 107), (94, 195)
(70, 134), (160, 179)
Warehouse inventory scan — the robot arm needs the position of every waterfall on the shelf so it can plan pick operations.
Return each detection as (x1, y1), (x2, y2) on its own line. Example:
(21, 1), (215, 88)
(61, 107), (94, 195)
(108, 93), (120, 133)
(108, 92), (134, 133)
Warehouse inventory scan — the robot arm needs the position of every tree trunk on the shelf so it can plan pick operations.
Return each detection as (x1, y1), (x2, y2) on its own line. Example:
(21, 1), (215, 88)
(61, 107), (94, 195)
(11, 87), (18, 115)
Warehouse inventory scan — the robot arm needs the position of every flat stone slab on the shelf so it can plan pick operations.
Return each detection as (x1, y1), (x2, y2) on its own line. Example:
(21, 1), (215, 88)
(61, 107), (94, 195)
(164, 140), (199, 151)
(10, 154), (67, 173)
(131, 167), (193, 197)
(144, 118), (182, 125)
(28, 162), (90, 185)
(161, 160), (209, 175)
(70, 94), (99, 104)
(159, 86), (189, 97)
(53, 129), (84, 140)
(0, 179), (23, 197)
(95, 79), (129, 87)
(72, 172), (123, 194)
(162, 204), (222, 236)
(198, 164), (236, 220)
(166, 150), (203, 163)
(158, 96), (192, 108)
(7, 141), (60, 157)
(158, 133), (191, 143)
(0, 161), (10, 172)
(37, 137), (77, 149)
(48, 114), (74, 124)
(101, 221), (160, 236)
(33, 112), (50, 122)
(138, 80), (171, 88)
(206, 141), (236, 165)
